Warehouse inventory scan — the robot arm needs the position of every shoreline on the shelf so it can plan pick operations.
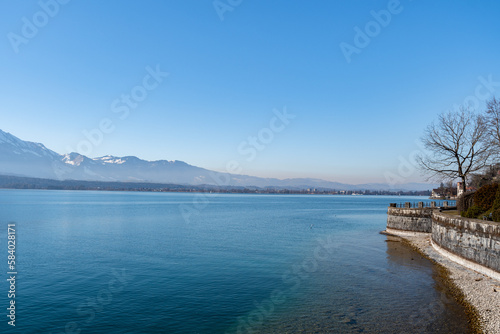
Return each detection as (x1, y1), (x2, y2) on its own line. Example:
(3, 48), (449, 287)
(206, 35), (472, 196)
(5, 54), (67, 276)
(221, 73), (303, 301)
(0, 187), (431, 196)
(382, 230), (500, 334)
(0, 174), (432, 196)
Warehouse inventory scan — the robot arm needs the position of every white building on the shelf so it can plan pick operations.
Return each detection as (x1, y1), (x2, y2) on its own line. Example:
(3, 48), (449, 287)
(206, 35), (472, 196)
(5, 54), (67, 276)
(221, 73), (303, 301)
(457, 182), (464, 197)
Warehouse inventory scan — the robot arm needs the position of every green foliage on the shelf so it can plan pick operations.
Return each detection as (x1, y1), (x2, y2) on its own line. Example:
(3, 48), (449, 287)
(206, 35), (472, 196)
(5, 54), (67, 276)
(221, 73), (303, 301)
(493, 209), (500, 223)
(473, 183), (499, 212)
(462, 185), (500, 220)
(493, 187), (500, 211)
(462, 205), (484, 219)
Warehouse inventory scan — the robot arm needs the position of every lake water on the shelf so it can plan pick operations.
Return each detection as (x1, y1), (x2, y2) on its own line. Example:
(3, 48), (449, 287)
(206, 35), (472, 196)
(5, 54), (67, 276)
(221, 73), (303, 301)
(0, 190), (472, 333)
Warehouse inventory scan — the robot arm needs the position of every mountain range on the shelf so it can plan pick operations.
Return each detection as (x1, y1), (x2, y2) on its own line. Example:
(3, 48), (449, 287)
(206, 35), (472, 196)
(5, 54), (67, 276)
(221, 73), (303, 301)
(0, 129), (434, 191)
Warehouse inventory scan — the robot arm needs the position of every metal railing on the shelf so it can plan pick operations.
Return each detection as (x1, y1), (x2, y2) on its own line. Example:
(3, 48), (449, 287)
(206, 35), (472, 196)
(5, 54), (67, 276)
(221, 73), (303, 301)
(389, 200), (456, 209)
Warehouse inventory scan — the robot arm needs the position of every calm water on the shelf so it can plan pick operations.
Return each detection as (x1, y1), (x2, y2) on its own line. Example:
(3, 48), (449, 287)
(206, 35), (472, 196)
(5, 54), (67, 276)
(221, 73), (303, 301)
(0, 190), (472, 333)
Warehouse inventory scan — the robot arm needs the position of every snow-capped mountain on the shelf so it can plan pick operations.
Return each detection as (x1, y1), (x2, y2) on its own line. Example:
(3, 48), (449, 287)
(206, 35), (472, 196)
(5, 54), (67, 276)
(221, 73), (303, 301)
(0, 129), (65, 180)
(0, 129), (236, 184)
(0, 129), (434, 191)
(0, 130), (60, 159)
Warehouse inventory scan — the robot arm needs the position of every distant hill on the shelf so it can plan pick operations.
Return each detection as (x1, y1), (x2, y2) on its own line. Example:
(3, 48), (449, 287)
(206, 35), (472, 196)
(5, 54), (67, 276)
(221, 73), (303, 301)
(0, 129), (435, 191)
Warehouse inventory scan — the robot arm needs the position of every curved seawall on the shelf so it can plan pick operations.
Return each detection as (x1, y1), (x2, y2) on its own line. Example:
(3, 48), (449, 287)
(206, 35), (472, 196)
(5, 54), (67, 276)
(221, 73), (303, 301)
(432, 212), (500, 278)
(387, 207), (433, 233)
(386, 205), (500, 278)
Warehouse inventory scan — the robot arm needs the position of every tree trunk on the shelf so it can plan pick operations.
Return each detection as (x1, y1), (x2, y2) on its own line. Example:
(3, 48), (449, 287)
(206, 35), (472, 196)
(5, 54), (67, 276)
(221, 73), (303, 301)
(461, 176), (467, 193)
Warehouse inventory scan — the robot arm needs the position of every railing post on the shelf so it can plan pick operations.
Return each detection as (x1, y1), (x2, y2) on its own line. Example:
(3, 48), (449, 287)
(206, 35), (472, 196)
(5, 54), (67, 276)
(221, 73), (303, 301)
(431, 201), (436, 208)
(405, 202), (411, 208)
(418, 202), (424, 208)
(443, 201), (448, 208)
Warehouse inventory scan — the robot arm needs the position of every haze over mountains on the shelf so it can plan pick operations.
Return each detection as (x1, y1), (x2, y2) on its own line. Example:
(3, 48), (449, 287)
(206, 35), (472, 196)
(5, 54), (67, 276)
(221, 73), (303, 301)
(0, 129), (433, 191)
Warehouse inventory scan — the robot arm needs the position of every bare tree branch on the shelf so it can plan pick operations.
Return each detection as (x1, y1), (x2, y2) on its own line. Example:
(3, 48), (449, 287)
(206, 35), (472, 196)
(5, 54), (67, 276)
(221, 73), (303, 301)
(417, 106), (492, 192)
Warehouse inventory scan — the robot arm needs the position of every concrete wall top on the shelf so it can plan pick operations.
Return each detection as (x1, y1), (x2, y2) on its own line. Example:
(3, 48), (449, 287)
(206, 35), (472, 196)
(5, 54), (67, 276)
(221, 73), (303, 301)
(387, 207), (434, 217)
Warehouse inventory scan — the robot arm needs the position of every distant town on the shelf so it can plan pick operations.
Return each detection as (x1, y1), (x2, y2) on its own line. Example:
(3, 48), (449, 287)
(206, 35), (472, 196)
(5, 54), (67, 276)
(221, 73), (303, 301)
(0, 175), (431, 196)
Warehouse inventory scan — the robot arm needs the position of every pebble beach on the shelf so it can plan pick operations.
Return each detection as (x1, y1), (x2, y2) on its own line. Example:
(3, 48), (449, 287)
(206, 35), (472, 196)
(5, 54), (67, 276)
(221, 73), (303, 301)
(395, 233), (500, 334)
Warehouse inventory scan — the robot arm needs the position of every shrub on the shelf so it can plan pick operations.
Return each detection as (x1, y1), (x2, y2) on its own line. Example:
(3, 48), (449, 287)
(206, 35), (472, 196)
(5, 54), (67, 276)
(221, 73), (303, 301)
(462, 205), (484, 219)
(473, 183), (499, 212)
(493, 209), (500, 223)
(493, 187), (500, 211)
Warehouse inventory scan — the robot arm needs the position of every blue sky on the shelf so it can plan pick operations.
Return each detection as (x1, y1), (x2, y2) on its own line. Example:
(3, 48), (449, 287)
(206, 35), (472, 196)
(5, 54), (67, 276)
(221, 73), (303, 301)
(1, 0), (499, 184)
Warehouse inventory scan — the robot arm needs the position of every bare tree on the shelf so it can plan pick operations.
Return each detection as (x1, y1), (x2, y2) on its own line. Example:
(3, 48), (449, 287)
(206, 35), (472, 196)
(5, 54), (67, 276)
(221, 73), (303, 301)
(486, 97), (500, 156)
(418, 107), (492, 193)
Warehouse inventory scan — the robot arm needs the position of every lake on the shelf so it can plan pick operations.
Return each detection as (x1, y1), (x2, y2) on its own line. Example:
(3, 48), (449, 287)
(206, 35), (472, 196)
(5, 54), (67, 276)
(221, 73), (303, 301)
(0, 190), (472, 333)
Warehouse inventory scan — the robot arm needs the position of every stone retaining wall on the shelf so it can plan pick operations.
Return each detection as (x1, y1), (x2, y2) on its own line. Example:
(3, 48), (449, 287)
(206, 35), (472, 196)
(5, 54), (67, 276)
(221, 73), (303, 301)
(386, 206), (500, 276)
(432, 212), (500, 273)
(386, 207), (433, 233)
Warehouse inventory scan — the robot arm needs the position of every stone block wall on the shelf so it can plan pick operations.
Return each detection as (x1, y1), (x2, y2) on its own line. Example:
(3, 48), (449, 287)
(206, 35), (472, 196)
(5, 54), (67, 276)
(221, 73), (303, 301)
(386, 207), (433, 233)
(432, 212), (500, 273)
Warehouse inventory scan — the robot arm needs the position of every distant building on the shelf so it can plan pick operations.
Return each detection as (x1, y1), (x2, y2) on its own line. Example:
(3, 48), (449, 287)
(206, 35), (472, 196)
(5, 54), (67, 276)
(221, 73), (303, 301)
(432, 183), (458, 199)
(431, 188), (444, 199)
(457, 181), (477, 196)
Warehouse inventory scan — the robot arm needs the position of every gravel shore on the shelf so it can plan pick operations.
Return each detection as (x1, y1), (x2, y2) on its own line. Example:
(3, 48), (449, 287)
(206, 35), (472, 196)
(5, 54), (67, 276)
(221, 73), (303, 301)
(386, 232), (500, 334)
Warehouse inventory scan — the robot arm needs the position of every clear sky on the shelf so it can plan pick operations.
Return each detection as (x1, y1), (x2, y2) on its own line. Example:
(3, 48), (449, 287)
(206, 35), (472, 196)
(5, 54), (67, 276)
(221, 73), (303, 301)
(1, 0), (499, 184)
